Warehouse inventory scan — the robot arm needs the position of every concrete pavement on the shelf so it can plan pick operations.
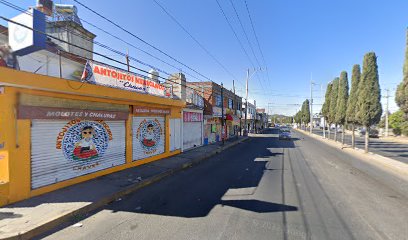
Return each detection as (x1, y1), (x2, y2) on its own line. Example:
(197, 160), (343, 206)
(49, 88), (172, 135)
(39, 129), (408, 240)
(0, 136), (248, 240)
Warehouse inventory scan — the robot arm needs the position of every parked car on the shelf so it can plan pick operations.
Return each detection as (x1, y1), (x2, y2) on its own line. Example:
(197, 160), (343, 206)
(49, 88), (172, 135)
(279, 128), (291, 140)
(359, 128), (379, 138)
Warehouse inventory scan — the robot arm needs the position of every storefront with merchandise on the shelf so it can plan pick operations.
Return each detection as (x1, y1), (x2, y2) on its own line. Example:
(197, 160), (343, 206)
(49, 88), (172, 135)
(0, 66), (184, 206)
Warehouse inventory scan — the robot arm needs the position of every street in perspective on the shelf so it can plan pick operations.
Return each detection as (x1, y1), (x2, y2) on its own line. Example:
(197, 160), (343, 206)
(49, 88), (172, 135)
(1, 1), (408, 240)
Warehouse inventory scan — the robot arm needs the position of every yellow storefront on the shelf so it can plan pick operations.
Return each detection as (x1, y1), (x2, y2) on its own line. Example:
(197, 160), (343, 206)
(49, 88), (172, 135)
(0, 67), (184, 206)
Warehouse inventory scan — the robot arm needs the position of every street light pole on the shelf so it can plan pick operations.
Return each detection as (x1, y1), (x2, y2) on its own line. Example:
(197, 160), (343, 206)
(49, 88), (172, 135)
(244, 69), (249, 136)
(385, 88), (389, 137)
(310, 79), (313, 134)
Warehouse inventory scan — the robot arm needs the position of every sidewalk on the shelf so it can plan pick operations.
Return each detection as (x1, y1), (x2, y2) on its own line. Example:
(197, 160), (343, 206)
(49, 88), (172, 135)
(0, 136), (249, 240)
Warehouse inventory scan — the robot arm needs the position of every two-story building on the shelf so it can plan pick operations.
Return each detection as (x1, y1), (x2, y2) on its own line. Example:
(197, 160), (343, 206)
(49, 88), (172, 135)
(242, 99), (257, 133)
(187, 81), (242, 144)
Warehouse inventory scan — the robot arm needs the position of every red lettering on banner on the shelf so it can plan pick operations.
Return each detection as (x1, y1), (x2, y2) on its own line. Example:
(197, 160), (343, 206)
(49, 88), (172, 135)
(106, 69), (111, 77)
(100, 67), (107, 76)
(93, 66), (100, 74)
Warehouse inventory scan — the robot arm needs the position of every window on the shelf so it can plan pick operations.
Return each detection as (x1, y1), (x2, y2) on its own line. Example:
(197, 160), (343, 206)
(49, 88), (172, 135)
(215, 94), (222, 107)
(228, 98), (233, 109)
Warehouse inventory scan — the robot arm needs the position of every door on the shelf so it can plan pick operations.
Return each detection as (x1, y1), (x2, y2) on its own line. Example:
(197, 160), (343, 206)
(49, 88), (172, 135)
(170, 118), (181, 151)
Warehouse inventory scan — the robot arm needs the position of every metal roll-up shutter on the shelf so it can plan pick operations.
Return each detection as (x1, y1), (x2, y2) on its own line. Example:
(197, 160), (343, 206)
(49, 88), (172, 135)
(183, 122), (202, 150)
(133, 116), (165, 161)
(31, 119), (126, 189)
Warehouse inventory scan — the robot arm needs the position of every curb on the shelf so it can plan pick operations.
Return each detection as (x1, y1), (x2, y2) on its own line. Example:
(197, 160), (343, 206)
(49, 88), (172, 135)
(2, 137), (250, 240)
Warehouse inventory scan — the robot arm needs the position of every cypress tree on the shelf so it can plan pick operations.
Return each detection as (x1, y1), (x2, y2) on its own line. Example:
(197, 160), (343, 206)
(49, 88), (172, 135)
(329, 78), (339, 141)
(322, 83), (333, 138)
(357, 52), (382, 153)
(396, 29), (408, 119)
(335, 71), (349, 145)
(301, 99), (310, 130)
(346, 64), (361, 148)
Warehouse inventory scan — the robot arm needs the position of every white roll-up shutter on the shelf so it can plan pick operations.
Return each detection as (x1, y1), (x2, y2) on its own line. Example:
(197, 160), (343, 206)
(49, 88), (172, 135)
(31, 120), (126, 189)
(133, 116), (165, 161)
(183, 122), (202, 150)
(170, 118), (181, 151)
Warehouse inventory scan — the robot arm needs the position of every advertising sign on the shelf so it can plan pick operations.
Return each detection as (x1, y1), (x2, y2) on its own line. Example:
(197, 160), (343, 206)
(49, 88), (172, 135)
(81, 61), (172, 98)
(183, 111), (202, 122)
(9, 9), (46, 56)
(18, 105), (129, 120)
(133, 106), (171, 115)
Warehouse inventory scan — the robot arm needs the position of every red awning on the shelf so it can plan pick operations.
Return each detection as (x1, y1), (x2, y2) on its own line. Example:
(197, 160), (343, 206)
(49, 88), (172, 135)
(225, 114), (234, 121)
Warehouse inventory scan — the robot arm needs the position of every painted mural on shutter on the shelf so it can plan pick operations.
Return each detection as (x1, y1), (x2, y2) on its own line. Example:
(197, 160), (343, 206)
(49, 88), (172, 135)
(31, 120), (126, 189)
(132, 117), (165, 160)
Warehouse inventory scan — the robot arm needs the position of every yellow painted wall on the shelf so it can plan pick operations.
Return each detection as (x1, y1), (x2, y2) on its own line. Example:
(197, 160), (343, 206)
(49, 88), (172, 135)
(0, 68), (185, 206)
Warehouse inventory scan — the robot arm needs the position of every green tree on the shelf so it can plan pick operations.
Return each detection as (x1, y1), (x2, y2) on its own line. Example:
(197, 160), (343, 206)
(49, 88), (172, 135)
(396, 29), (408, 119)
(301, 99), (310, 130)
(322, 83), (333, 139)
(388, 110), (407, 135)
(336, 71), (349, 145)
(329, 78), (339, 141)
(357, 52), (382, 152)
(346, 64), (361, 148)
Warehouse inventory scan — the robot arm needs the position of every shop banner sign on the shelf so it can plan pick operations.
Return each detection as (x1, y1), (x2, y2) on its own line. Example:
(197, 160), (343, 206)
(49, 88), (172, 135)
(81, 61), (171, 98)
(133, 106), (171, 115)
(183, 111), (202, 122)
(18, 105), (129, 120)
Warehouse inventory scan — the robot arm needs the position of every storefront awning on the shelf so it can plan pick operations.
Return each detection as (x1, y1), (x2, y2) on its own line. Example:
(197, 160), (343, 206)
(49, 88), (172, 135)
(225, 114), (240, 125)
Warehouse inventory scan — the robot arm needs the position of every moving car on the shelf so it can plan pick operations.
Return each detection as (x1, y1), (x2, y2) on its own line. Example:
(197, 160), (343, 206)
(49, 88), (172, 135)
(279, 128), (291, 140)
(359, 128), (379, 138)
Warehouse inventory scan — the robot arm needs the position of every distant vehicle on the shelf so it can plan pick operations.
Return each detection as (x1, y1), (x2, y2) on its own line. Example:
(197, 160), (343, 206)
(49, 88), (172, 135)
(359, 128), (379, 138)
(279, 127), (291, 140)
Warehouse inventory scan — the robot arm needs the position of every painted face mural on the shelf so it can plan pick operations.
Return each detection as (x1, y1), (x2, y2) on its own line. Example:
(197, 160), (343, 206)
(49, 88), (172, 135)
(137, 119), (162, 153)
(60, 121), (111, 161)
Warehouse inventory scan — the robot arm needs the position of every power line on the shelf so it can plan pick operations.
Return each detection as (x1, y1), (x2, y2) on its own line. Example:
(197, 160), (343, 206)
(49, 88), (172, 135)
(243, 0), (272, 90)
(0, 0), (214, 83)
(1, 16), (192, 90)
(228, 0), (261, 69)
(73, 0), (213, 82)
(153, 0), (238, 82)
(214, 0), (265, 92)
(0, 1), (172, 77)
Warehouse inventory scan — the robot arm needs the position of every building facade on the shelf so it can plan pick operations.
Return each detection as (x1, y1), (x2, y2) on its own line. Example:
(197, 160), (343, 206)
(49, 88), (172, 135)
(188, 82), (242, 145)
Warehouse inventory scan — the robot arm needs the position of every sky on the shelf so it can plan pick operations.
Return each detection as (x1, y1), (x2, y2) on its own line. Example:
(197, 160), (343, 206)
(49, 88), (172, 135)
(2, 0), (408, 116)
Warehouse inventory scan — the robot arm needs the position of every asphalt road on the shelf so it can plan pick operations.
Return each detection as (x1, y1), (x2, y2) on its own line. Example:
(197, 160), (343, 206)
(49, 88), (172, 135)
(40, 129), (408, 240)
(312, 128), (408, 164)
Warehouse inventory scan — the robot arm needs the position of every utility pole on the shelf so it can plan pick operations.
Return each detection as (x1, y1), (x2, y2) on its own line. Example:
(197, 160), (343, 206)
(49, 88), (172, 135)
(310, 78), (313, 134)
(385, 88), (389, 137)
(221, 83), (225, 145)
(126, 49), (130, 72)
(244, 69), (249, 136)
(233, 80), (238, 136)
